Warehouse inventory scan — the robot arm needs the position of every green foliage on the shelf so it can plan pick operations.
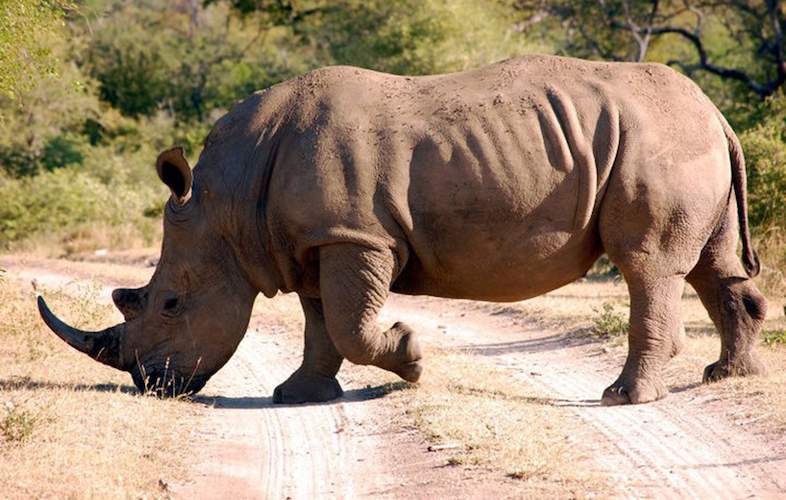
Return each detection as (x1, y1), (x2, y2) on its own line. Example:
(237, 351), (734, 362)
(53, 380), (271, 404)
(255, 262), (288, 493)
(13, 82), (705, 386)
(0, 167), (162, 245)
(2, 0), (786, 258)
(592, 303), (629, 338)
(274, 0), (543, 75)
(0, 0), (72, 98)
(589, 255), (620, 278)
(0, 61), (99, 177)
(40, 134), (87, 171)
(763, 329), (786, 348)
(740, 96), (786, 232)
(83, 1), (309, 122)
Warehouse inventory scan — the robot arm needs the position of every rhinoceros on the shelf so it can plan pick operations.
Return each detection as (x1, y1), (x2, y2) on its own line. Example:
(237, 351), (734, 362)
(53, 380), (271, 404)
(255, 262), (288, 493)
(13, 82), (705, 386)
(38, 55), (766, 406)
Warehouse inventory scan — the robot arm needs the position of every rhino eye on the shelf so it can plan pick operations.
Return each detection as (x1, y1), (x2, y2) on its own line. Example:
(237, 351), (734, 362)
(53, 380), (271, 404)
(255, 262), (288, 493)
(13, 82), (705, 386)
(162, 296), (182, 317)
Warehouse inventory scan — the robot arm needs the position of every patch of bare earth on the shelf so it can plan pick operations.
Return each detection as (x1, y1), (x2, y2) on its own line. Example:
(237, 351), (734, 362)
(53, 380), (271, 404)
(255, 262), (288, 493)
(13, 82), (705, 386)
(2, 255), (605, 498)
(379, 276), (786, 498)
(177, 292), (604, 498)
(5, 254), (786, 498)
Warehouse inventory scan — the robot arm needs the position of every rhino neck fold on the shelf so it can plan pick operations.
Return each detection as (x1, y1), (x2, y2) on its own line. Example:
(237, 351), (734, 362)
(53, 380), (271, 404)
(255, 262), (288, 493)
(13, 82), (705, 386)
(228, 140), (285, 298)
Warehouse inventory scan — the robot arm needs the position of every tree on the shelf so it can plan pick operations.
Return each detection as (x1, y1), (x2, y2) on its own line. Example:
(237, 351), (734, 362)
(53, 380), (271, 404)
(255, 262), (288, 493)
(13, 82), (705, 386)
(0, 0), (73, 98)
(513, 0), (786, 100)
(83, 0), (308, 122)
(220, 0), (541, 76)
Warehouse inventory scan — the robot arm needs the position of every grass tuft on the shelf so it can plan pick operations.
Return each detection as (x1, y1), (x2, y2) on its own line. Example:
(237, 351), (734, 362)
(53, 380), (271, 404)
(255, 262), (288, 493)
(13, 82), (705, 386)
(591, 302), (629, 338)
(398, 351), (602, 494)
(0, 400), (47, 444)
(762, 329), (786, 347)
(0, 273), (195, 498)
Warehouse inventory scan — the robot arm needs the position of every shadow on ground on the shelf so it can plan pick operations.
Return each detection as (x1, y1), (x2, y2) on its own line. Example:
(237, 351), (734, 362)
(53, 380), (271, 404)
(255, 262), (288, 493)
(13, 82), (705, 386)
(195, 381), (412, 409)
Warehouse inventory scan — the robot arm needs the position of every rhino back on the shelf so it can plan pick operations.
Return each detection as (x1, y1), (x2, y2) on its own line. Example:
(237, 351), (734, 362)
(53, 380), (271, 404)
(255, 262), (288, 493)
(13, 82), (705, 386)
(264, 56), (709, 300)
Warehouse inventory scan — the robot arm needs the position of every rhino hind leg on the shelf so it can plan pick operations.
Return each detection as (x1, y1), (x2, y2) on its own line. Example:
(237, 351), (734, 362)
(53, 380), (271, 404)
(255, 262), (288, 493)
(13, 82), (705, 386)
(273, 297), (345, 404)
(601, 275), (686, 406)
(318, 244), (423, 382)
(687, 214), (767, 382)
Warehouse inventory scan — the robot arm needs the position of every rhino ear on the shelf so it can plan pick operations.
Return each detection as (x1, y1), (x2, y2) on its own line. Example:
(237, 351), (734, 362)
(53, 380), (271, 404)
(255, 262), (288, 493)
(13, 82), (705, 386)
(156, 147), (192, 204)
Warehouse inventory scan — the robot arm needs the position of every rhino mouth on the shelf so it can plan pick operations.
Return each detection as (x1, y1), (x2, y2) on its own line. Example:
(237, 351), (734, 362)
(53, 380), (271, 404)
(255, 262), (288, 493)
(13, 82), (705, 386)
(130, 365), (211, 397)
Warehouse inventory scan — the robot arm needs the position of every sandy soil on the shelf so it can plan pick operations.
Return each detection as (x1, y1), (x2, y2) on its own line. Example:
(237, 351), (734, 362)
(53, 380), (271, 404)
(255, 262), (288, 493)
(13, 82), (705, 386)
(4, 254), (786, 499)
(3, 256), (511, 499)
(382, 295), (786, 498)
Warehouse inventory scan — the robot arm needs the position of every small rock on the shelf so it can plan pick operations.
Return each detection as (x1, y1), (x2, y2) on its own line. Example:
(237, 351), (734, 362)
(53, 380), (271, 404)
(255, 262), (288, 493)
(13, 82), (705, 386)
(428, 443), (460, 451)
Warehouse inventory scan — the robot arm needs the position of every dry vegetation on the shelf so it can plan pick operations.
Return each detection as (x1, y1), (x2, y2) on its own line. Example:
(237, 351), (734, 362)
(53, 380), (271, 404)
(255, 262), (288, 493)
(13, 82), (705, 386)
(3, 252), (784, 497)
(500, 276), (786, 433)
(388, 351), (604, 496)
(3, 223), (163, 260)
(251, 289), (606, 496)
(0, 273), (195, 499)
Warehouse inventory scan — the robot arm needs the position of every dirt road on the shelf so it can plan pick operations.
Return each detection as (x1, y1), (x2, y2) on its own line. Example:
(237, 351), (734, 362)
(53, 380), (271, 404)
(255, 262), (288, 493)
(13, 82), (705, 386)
(383, 295), (786, 498)
(6, 255), (786, 499)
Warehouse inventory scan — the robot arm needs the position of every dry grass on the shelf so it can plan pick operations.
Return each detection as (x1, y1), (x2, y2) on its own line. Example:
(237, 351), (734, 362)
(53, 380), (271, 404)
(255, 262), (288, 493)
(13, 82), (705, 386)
(754, 231), (786, 296)
(394, 351), (603, 495)
(663, 335), (786, 432)
(3, 222), (161, 259)
(253, 291), (605, 496)
(496, 275), (786, 434)
(0, 273), (195, 499)
(337, 349), (606, 497)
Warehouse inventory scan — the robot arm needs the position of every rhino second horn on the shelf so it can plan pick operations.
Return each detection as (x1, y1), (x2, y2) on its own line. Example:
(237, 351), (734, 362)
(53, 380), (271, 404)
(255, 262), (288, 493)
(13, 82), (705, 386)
(37, 295), (126, 370)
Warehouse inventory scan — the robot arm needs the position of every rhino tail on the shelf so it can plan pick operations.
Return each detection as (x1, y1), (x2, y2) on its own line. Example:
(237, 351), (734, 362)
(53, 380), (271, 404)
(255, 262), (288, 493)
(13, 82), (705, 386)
(718, 112), (760, 278)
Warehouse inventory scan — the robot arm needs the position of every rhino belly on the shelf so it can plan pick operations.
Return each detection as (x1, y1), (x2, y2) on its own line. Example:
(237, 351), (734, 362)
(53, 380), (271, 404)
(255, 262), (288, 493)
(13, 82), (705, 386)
(391, 163), (604, 302)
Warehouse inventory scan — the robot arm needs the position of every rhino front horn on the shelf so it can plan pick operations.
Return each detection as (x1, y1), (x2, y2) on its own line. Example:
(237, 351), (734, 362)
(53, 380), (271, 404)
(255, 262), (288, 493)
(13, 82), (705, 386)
(37, 295), (127, 371)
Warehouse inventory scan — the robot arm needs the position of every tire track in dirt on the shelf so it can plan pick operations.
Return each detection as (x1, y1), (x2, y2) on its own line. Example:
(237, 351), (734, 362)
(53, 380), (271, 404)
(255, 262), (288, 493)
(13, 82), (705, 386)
(13, 256), (786, 497)
(382, 294), (786, 499)
(7, 262), (366, 499)
(7, 258), (506, 499)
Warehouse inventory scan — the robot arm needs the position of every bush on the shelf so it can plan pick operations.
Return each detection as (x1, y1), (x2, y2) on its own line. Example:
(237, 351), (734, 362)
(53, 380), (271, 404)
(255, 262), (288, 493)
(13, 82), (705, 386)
(739, 95), (786, 291)
(592, 302), (629, 338)
(0, 167), (163, 247)
(763, 329), (786, 348)
(740, 97), (786, 232)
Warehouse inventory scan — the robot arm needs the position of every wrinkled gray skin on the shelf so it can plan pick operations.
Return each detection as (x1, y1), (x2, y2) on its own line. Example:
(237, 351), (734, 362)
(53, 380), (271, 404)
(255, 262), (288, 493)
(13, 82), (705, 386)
(39, 55), (767, 405)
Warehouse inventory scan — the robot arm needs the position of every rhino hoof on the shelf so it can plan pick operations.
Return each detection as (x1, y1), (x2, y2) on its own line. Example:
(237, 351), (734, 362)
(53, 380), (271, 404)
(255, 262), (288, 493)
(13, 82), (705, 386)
(601, 379), (667, 406)
(600, 385), (630, 406)
(703, 357), (766, 383)
(272, 371), (343, 404)
(388, 325), (423, 383)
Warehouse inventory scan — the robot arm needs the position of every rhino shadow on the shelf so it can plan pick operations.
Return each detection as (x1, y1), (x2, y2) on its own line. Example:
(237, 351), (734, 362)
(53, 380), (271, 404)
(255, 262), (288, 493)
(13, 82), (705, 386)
(195, 381), (411, 409)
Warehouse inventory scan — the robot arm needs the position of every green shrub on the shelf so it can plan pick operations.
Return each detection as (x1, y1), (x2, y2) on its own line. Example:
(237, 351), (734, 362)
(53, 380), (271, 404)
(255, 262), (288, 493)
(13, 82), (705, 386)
(738, 95), (786, 292)
(0, 167), (162, 246)
(740, 97), (786, 232)
(592, 302), (629, 338)
(763, 329), (786, 348)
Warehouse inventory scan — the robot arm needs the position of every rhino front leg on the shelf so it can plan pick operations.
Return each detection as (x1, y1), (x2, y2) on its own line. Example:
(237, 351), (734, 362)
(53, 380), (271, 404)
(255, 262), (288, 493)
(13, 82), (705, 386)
(318, 244), (423, 382)
(602, 275), (685, 406)
(273, 296), (344, 404)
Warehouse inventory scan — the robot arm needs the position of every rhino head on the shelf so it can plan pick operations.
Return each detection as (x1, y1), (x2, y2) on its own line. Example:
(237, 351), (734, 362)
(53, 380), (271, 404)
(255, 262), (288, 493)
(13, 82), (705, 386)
(37, 147), (261, 396)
